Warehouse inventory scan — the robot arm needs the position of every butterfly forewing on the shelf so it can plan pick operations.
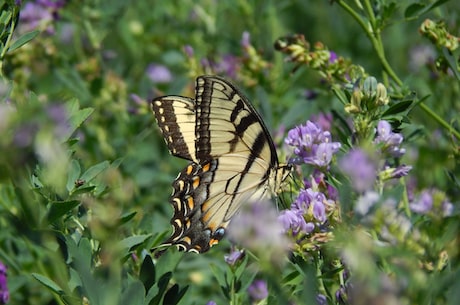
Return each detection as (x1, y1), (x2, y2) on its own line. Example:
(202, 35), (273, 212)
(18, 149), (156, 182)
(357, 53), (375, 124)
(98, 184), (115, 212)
(151, 75), (289, 254)
(152, 96), (198, 162)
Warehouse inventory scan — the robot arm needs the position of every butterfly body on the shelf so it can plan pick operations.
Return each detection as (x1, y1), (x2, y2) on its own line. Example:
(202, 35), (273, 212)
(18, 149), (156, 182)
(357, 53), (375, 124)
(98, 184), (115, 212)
(152, 75), (290, 254)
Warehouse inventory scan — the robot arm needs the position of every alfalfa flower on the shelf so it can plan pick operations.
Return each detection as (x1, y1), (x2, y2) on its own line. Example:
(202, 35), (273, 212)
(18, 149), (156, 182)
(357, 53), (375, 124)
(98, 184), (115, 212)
(285, 120), (341, 170)
(374, 120), (406, 157)
(339, 149), (377, 193)
(248, 280), (268, 301)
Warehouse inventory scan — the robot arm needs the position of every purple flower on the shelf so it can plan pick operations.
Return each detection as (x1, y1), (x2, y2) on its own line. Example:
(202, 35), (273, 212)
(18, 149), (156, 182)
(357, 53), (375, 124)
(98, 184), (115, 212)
(227, 201), (289, 259)
(215, 54), (239, 79)
(409, 189), (453, 217)
(442, 201), (453, 217)
(248, 280), (268, 301)
(310, 113), (333, 131)
(128, 93), (145, 114)
(183, 45), (194, 58)
(329, 51), (338, 63)
(241, 31), (251, 49)
(293, 189), (327, 223)
(374, 120), (406, 157)
(389, 164), (412, 178)
(308, 142), (341, 168)
(335, 285), (348, 304)
(409, 191), (433, 214)
(278, 209), (313, 235)
(19, 2), (53, 32)
(285, 120), (341, 169)
(19, 0), (65, 34)
(317, 294), (328, 305)
(339, 149), (377, 192)
(36, 0), (66, 9)
(146, 64), (172, 83)
(224, 249), (245, 266)
(0, 262), (8, 304)
(205, 301), (217, 305)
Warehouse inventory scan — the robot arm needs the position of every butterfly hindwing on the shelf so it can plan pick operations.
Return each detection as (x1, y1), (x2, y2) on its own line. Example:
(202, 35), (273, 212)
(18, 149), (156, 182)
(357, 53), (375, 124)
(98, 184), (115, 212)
(161, 160), (223, 253)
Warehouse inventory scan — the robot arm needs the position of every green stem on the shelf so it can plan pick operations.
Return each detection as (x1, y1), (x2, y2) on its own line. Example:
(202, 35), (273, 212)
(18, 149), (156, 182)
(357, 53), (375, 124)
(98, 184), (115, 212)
(337, 0), (403, 86)
(0, 4), (19, 77)
(419, 102), (460, 140)
(336, 0), (459, 140)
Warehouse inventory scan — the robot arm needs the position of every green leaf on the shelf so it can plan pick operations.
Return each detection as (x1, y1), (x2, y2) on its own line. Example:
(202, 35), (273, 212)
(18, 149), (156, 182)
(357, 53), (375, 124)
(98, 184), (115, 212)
(47, 200), (80, 223)
(150, 272), (172, 305)
(443, 47), (460, 81)
(144, 285), (159, 305)
(120, 280), (145, 305)
(55, 69), (92, 102)
(0, 9), (12, 28)
(67, 159), (81, 192)
(8, 30), (40, 52)
(140, 255), (156, 291)
(32, 273), (64, 294)
(163, 284), (188, 305)
(119, 234), (151, 251)
(80, 161), (110, 182)
(404, 3), (425, 19)
(382, 100), (413, 117)
(209, 263), (227, 289)
(119, 211), (137, 225)
(69, 185), (96, 196)
(404, 0), (451, 19)
(63, 99), (94, 142)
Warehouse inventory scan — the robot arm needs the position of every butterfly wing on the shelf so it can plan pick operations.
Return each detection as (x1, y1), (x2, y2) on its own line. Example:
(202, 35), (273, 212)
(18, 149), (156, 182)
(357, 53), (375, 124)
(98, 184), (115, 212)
(152, 96), (198, 162)
(152, 75), (285, 254)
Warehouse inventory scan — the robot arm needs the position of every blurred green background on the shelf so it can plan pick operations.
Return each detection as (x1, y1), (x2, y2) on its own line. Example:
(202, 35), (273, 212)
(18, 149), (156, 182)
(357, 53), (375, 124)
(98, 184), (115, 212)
(1, 1), (459, 304)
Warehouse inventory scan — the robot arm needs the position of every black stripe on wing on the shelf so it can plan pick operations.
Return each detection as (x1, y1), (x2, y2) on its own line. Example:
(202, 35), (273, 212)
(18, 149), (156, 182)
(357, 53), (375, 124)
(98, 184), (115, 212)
(151, 96), (197, 162)
(194, 75), (278, 167)
(155, 160), (227, 254)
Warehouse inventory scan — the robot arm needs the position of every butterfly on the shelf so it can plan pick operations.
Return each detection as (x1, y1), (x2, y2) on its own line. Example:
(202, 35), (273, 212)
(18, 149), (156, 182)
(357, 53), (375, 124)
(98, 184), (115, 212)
(151, 75), (290, 254)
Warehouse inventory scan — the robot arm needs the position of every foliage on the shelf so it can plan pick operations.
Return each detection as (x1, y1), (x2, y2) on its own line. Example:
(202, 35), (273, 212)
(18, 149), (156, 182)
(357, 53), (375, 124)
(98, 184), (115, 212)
(0, 0), (459, 305)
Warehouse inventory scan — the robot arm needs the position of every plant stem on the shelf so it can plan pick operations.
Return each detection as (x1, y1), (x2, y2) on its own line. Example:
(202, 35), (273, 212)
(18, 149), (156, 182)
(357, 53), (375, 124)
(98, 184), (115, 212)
(336, 0), (460, 140)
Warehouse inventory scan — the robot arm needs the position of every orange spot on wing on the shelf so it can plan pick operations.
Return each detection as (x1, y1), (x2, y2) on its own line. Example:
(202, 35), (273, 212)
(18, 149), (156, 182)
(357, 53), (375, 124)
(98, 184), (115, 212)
(186, 165), (194, 175)
(187, 197), (194, 211)
(193, 177), (200, 189)
(202, 162), (210, 172)
(182, 236), (192, 245)
(209, 239), (219, 247)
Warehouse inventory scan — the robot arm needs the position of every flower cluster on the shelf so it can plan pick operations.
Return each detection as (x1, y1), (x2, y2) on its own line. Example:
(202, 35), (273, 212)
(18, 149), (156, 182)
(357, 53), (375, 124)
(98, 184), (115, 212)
(410, 189), (453, 217)
(274, 34), (366, 83)
(19, 0), (66, 34)
(182, 32), (270, 83)
(247, 280), (268, 302)
(419, 19), (459, 52)
(344, 77), (389, 115)
(279, 187), (331, 233)
(227, 200), (290, 264)
(285, 120), (341, 169)
(339, 149), (377, 193)
(340, 120), (411, 194)
(374, 120), (405, 157)
(278, 173), (338, 252)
